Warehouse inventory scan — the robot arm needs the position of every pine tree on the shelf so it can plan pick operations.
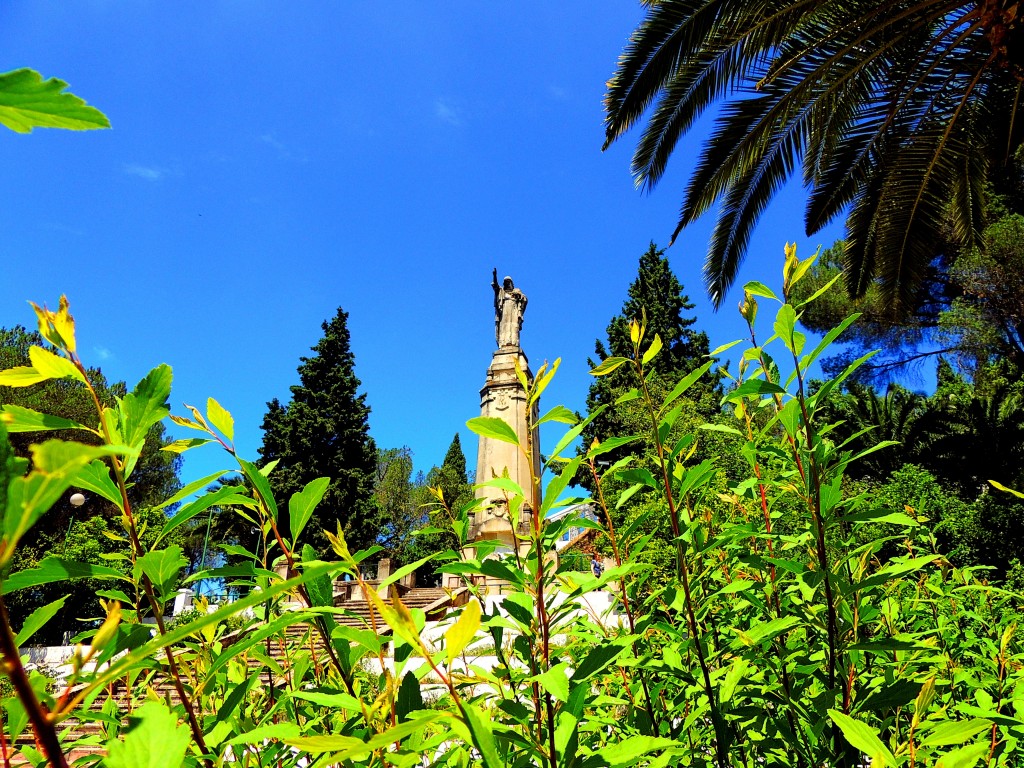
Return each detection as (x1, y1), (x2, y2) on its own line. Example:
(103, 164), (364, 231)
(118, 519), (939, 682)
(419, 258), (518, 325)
(258, 308), (379, 556)
(578, 244), (721, 490)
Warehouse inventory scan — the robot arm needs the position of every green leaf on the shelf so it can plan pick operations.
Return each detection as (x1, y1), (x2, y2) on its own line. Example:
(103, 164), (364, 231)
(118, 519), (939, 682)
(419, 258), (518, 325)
(0, 69), (109, 133)
(854, 555), (939, 592)
(155, 470), (228, 511)
(201, 612), (319, 685)
(226, 722), (302, 746)
(641, 334), (663, 365)
(206, 397), (234, 441)
(774, 304), (798, 353)
(536, 405), (578, 426)
(289, 689), (363, 712)
(535, 663), (570, 702)
(284, 713), (444, 757)
(104, 700), (191, 768)
(72, 459), (123, 510)
(159, 484), (248, 544)
(922, 719), (991, 747)
(720, 658), (749, 703)
(396, 670), (424, 722)
(989, 479), (1024, 499)
(28, 345), (86, 384)
(135, 546), (186, 595)
(590, 356), (629, 376)
(796, 274), (842, 309)
(699, 423), (743, 436)
(598, 736), (683, 767)
(615, 388), (641, 405)
(586, 434), (641, 458)
(14, 595), (68, 646)
(709, 339), (742, 356)
(466, 416), (519, 446)
(289, 477), (330, 543)
(934, 741), (990, 768)
(4, 441), (133, 557)
(462, 704), (502, 768)
(2, 556), (126, 594)
(476, 476), (524, 496)
(446, 598), (481, 664)
(540, 456), (583, 517)
(161, 437), (213, 454)
(662, 360), (715, 410)
(238, 457), (279, 520)
(743, 281), (779, 301)
(120, 364), (172, 447)
(0, 405), (88, 434)
(725, 378), (786, 401)
(88, 563), (339, 694)
(0, 366), (49, 387)
(828, 710), (897, 765)
(733, 615), (801, 647)
(800, 312), (860, 370)
(570, 640), (627, 682)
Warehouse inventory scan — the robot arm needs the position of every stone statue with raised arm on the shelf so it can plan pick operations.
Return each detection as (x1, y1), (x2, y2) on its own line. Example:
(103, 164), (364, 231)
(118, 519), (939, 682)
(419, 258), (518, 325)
(492, 269), (528, 349)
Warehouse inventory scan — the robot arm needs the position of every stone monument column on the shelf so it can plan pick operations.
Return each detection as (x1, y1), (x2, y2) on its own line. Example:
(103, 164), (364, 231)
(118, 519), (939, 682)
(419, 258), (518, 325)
(470, 271), (542, 560)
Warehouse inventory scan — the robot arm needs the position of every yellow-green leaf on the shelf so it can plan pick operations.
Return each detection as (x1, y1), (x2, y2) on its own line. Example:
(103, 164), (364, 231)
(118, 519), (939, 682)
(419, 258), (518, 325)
(28, 346), (85, 384)
(641, 334), (663, 365)
(206, 397), (234, 442)
(104, 700), (190, 768)
(828, 710), (896, 766)
(590, 356), (628, 376)
(0, 366), (48, 387)
(446, 598), (481, 664)
(0, 69), (109, 133)
(466, 416), (519, 445)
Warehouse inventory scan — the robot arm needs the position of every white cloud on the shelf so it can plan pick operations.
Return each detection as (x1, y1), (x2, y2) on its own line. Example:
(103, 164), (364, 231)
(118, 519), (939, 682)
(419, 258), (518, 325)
(92, 346), (113, 361)
(123, 163), (170, 181)
(259, 133), (307, 162)
(434, 98), (463, 127)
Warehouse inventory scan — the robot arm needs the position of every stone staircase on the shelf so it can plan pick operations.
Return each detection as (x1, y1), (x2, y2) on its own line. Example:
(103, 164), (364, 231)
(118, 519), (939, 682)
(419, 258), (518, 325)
(10, 586), (457, 761)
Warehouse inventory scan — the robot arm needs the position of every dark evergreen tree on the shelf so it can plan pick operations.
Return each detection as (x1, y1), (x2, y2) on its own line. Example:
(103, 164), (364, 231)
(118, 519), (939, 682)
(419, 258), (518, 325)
(430, 433), (473, 512)
(258, 309), (379, 556)
(578, 243), (721, 489)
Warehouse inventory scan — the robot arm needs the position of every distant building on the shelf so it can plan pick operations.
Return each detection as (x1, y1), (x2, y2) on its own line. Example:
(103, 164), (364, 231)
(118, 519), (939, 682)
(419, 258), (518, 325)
(546, 503), (598, 551)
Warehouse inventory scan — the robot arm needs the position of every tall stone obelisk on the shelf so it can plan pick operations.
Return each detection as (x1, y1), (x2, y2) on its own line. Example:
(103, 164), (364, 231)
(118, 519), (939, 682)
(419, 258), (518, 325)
(470, 271), (541, 559)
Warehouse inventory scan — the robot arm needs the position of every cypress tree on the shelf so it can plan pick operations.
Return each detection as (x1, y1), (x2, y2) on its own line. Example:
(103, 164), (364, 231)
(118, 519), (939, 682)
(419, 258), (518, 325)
(578, 243), (721, 488)
(258, 308), (379, 556)
(431, 433), (473, 512)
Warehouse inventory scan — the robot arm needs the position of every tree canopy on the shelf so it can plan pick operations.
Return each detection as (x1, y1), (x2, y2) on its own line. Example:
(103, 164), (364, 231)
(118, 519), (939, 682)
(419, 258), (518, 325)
(258, 308), (379, 557)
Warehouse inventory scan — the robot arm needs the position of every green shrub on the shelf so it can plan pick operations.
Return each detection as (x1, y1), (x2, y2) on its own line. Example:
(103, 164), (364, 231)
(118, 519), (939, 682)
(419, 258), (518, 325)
(0, 255), (1021, 768)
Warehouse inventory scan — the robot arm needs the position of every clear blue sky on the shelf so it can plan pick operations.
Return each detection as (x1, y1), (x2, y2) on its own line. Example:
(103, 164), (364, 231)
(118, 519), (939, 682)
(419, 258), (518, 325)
(0, 2), (844, 487)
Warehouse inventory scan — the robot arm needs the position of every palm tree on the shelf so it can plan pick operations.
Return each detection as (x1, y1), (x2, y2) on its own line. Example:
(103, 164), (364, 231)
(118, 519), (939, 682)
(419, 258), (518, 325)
(604, 1), (1024, 312)
(912, 383), (1024, 492)
(826, 384), (927, 479)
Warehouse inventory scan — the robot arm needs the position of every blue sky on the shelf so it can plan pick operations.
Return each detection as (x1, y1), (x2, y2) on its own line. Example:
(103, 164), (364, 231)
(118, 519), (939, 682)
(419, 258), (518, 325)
(0, 2), (845, 487)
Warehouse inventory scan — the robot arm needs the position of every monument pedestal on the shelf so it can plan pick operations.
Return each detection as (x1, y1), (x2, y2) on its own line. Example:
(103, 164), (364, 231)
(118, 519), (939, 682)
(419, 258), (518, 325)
(464, 274), (541, 591)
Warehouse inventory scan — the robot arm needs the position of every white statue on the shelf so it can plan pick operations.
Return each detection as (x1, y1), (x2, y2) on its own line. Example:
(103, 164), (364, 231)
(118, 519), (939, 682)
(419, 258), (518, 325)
(492, 269), (528, 349)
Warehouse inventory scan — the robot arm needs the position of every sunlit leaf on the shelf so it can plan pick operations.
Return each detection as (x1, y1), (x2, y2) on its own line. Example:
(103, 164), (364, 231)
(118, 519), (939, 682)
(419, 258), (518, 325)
(104, 700), (190, 768)
(0, 69), (109, 133)
(466, 416), (519, 446)
(206, 397), (234, 442)
(446, 597), (481, 664)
